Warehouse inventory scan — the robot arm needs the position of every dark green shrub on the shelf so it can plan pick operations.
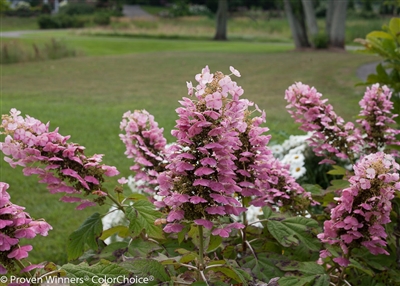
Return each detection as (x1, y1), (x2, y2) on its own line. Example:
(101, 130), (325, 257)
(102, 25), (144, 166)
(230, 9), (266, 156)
(41, 3), (51, 14)
(93, 11), (111, 26)
(168, 0), (190, 17)
(59, 3), (95, 15)
(311, 32), (329, 49)
(38, 14), (58, 29)
(38, 14), (86, 29)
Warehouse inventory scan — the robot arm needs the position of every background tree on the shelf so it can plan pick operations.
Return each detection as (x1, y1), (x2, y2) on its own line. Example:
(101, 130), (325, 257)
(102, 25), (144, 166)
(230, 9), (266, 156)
(214, 0), (228, 40)
(283, 0), (310, 49)
(284, 0), (349, 49)
(327, 0), (349, 49)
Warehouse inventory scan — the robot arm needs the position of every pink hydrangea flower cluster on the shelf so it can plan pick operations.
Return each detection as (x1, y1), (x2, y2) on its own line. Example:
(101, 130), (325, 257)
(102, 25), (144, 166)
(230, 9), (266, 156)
(285, 82), (363, 164)
(357, 84), (400, 153)
(317, 152), (400, 267)
(234, 111), (315, 213)
(0, 182), (52, 274)
(0, 109), (119, 210)
(150, 66), (314, 236)
(120, 110), (169, 194)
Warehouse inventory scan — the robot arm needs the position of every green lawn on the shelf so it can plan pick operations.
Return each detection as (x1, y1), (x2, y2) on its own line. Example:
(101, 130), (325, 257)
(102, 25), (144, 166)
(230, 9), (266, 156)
(19, 31), (295, 55)
(0, 18), (380, 265)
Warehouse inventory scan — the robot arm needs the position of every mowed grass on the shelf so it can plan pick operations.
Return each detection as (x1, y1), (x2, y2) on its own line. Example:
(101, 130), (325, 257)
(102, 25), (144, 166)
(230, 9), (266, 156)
(7, 31), (294, 56)
(1, 23), (378, 265)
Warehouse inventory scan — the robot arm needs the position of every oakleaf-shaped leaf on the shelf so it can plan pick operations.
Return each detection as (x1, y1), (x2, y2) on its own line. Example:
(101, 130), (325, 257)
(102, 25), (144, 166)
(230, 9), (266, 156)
(242, 255), (283, 282)
(62, 260), (129, 286)
(277, 260), (329, 285)
(67, 213), (103, 261)
(125, 200), (164, 239)
(278, 275), (320, 286)
(267, 217), (320, 252)
(120, 258), (171, 284)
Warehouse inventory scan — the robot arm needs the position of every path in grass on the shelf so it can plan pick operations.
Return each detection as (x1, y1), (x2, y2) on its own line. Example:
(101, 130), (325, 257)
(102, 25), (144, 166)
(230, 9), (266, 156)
(0, 29), (58, 38)
(123, 4), (155, 19)
(356, 61), (379, 81)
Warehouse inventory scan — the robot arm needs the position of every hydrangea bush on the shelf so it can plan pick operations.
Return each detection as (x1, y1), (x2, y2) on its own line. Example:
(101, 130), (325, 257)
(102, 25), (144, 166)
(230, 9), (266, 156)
(1, 66), (400, 286)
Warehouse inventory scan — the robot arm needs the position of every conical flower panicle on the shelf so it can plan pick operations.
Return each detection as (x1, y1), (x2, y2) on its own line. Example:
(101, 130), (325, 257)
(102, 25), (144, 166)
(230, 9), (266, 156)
(285, 82), (364, 163)
(242, 115), (315, 213)
(0, 109), (119, 210)
(357, 84), (400, 154)
(318, 152), (400, 267)
(120, 109), (169, 194)
(159, 66), (247, 236)
(0, 182), (52, 274)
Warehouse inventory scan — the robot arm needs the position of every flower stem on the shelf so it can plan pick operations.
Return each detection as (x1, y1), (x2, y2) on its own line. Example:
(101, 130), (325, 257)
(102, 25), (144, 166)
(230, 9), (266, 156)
(198, 225), (205, 272)
(107, 193), (125, 213)
(242, 196), (250, 252)
(15, 259), (32, 278)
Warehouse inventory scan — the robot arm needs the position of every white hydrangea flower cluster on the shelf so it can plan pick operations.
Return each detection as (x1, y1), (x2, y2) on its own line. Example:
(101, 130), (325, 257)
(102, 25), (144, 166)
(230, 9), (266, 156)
(270, 132), (313, 179)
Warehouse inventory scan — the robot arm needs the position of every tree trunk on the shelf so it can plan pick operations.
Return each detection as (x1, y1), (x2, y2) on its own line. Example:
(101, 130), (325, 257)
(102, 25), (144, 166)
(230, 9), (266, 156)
(325, 0), (334, 38)
(329, 0), (349, 49)
(214, 0), (228, 41)
(301, 0), (318, 37)
(284, 0), (310, 49)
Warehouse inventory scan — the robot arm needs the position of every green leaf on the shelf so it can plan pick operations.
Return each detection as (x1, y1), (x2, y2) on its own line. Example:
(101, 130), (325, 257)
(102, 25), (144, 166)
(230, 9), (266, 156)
(125, 200), (164, 240)
(222, 245), (236, 259)
(389, 17), (400, 36)
(180, 252), (198, 264)
(314, 274), (330, 286)
(100, 225), (129, 240)
(376, 63), (390, 79)
(368, 31), (393, 40)
(276, 261), (329, 286)
(210, 266), (248, 285)
(178, 224), (190, 244)
(127, 238), (162, 258)
(125, 193), (148, 201)
(207, 234), (222, 253)
(276, 261), (324, 275)
(242, 255), (284, 282)
(348, 258), (374, 276)
(120, 258), (171, 284)
(326, 165), (347, 176)
(188, 224), (210, 251)
(99, 241), (128, 261)
(302, 184), (323, 196)
(67, 213), (103, 261)
(262, 205), (274, 219)
(278, 275), (316, 286)
(267, 217), (321, 252)
(327, 179), (350, 192)
(62, 260), (129, 286)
